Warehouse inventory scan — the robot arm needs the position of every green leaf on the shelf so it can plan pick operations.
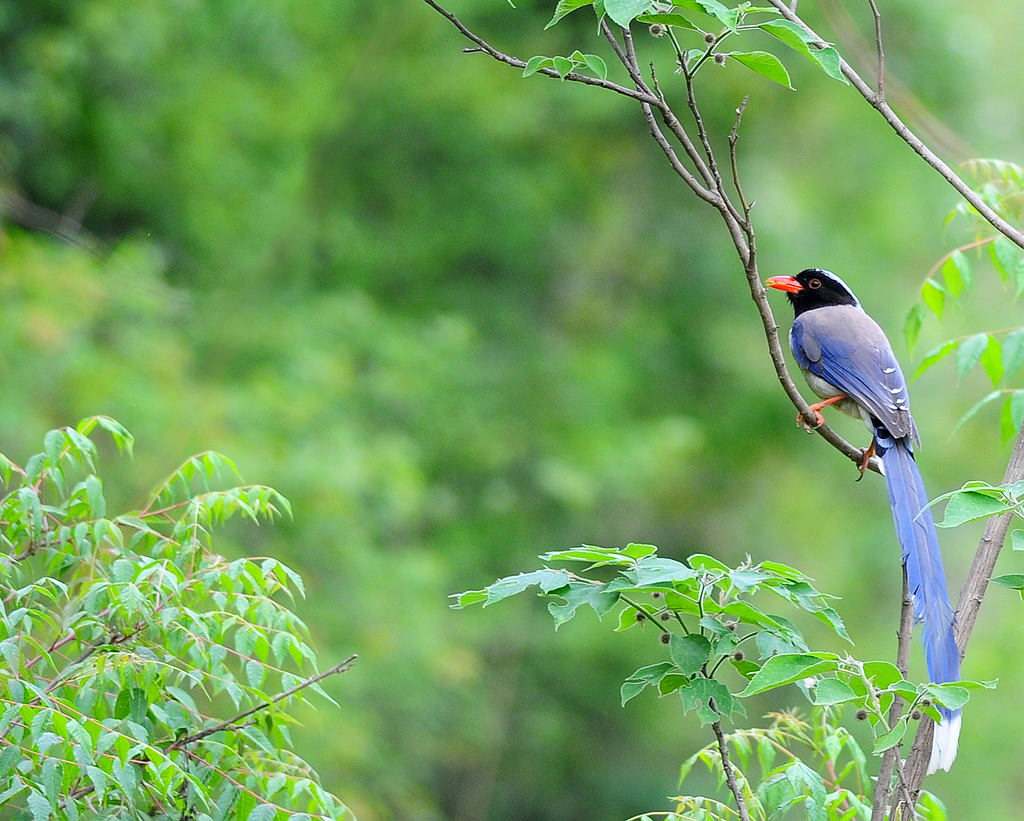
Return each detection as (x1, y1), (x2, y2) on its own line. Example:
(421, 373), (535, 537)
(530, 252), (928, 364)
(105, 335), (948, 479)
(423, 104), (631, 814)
(921, 278), (946, 319)
(547, 583), (620, 626)
(872, 717), (908, 753)
(246, 805), (277, 821)
(738, 653), (839, 697)
(581, 53), (608, 80)
(990, 573), (1024, 589)
(27, 791), (52, 821)
(952, 389), (1003, 435)
(635, 12), (701, 31)
(913, 340), (956, 379)
(863, 660), (903, 689)
(604, 0), (652, 27)
(552, 56), (575, 78)
(941, 250), (972, 297)
(938, 488), (1009, 528)
(546, 0), (595, 28)
(522, 56), (553, 78)
(757, 20), (847, 84)
(456, 568), (572, 608)
(629, 556), (698, 585)
(956, 333), (989, 382)
(725, 51), (794, 89)
(621, 661), (674, 705)
(1011, 528), (1024, 551)
(678, 677), (739, 724)
(991, 235), (1019, 281)
(669, 634), (712, 675)
(980, 334), (1004, 387)
(810, 677), (857, 705)
(927, 683), (970, 711)
(1002, 330), (1024, 378)
(904, 303), (926, 353)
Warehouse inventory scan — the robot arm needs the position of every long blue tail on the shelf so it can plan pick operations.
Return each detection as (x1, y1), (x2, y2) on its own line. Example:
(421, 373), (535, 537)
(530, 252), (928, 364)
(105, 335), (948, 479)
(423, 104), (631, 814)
(875, 430), (961, 773)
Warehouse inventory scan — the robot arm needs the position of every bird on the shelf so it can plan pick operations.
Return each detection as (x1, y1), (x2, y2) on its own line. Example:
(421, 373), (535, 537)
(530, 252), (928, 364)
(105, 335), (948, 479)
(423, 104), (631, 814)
(765, 267), (960, 773)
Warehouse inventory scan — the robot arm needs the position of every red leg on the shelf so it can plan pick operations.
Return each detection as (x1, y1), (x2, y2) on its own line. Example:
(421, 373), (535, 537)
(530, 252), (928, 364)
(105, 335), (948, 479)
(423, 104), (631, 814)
(856, 437), (876, 481)
(796, 393), (848, 431)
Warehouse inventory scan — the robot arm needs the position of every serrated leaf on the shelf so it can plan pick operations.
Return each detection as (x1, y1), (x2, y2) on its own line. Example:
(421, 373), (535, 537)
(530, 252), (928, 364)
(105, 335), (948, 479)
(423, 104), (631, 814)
(604, 0), (651, 27)
(725, 51), (793, 89)
(913, 339), (957, 379)
(669, 634), (712, 675)
(952, 389), (1003, 435)
(956, 333), (989, 382)
(991, 235), (1018, 281)
(1002, 330), (1024, 378)
(545, 0), (595, 28)
(27, 791), (52, 821)
(246, 805), (276, 821)
(941, 250), (972, 297)
(921, 278), (945, 319)
(980, 334), (1004, 387)
(904, 303), (925, 353)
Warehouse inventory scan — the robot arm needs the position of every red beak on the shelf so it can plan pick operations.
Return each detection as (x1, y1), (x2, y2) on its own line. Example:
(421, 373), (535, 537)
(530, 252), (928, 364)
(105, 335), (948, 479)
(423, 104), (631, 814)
(765, 275), (803, 294)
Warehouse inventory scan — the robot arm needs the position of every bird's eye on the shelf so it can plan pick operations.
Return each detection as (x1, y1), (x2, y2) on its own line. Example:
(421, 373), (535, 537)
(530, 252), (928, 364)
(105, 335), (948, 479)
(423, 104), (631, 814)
(808, 278), (822, 289)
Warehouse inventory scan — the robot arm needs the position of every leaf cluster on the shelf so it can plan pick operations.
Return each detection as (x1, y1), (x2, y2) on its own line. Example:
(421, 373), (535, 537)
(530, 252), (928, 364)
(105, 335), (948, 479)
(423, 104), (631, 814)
(905, 160), (1024, 439)
(532, 0), (847, 89)
(0, 418), (352, 820)
(452, 544), (987, 768)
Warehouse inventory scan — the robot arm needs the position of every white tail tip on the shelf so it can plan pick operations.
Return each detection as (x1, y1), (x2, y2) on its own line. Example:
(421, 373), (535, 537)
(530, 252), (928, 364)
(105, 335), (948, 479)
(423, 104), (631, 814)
(927, 713), (961, 774)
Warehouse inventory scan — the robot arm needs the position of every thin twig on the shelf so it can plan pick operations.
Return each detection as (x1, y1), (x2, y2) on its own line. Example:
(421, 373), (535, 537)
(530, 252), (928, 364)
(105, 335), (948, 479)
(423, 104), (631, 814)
(728, 97), (753, 221)
(763, 0), (1024, 250)
(865, 0), (885, 101)
(710, 715), (752, 821)
(168, 654), (357, 750)
(421, 0), (658, 104)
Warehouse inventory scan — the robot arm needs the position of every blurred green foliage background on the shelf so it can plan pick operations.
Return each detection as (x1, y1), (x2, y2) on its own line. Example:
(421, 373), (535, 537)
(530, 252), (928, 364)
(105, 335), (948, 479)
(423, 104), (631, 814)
(1, 0), (1023, 818)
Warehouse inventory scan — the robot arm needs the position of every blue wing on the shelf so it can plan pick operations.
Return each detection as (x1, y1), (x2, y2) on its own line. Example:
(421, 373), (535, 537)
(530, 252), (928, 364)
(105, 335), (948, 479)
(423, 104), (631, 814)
(791, 305), (917, 444)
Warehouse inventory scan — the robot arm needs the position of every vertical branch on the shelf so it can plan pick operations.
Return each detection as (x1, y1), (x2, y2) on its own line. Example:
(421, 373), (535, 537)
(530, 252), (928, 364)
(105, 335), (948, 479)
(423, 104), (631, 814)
(870, 568), (913, 821)
(865, 0), (885, 100)
(897, 423), (1024, 804)
(711, 716), (752, 821)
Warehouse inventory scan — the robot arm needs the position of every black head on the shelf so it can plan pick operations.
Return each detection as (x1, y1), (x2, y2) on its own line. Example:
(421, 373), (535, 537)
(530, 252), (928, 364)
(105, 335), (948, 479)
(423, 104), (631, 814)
(765, 268), (860, 316)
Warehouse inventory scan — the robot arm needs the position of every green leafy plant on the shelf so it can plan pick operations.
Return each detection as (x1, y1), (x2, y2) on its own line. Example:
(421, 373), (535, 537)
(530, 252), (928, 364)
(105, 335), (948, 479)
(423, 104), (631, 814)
(453, 545), (984, 819)
(906, 160), (1024, 439)
(0, 417), (354, 820)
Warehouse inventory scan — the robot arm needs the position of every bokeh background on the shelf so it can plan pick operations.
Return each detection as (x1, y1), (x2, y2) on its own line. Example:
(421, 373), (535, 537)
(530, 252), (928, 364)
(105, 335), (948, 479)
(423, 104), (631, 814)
(2, 0), (1023, 818)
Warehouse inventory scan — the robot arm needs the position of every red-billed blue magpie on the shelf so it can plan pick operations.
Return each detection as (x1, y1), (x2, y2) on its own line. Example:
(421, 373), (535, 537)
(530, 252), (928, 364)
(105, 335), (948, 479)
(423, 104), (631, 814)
(766, 268), (960, 773)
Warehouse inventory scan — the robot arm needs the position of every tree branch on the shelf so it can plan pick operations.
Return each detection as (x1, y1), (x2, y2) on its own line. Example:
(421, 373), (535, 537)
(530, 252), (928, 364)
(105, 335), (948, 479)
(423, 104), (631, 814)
(168, 654), (358, 750)
(420, 0), (881, 480)
(710, 716), (752, 821)
(763, 0), (1024, 250)
(895, 423), (1024, 808)
(871, 568), (913, 820)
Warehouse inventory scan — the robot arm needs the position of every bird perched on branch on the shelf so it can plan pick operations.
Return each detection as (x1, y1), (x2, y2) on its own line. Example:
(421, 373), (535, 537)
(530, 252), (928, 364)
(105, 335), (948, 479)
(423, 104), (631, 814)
(766, 267), (960, 773)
